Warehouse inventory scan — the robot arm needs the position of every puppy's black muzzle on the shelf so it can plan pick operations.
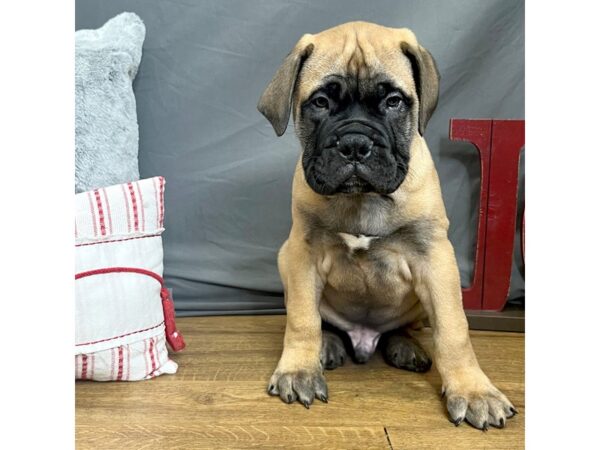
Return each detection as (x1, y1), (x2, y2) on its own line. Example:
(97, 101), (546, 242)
(304, 118), (402, 196)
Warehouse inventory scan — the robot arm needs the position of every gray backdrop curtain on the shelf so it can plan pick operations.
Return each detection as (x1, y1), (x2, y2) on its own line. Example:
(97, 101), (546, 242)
(76, 0), (525, 315)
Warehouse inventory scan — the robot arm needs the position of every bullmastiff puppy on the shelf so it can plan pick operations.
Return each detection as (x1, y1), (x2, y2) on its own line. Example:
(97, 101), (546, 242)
(258, 21), (516, 430)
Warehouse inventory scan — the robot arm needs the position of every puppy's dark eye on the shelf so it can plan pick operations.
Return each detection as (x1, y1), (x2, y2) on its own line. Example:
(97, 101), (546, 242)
(386, 95), (403, 108)
(312, 96), (329, 109)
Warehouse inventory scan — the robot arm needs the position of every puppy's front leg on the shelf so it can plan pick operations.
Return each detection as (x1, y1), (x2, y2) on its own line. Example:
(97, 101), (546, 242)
(414, 238), (517, 430)
(268, 239), (328, 408)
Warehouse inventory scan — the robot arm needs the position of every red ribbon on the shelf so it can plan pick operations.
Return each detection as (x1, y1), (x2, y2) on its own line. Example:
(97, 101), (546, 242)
(75, 267), (186, 352)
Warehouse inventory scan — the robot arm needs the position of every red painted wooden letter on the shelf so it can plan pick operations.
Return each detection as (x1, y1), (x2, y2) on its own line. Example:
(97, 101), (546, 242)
(449, 119), (524, 311)
(449, 119), (492, 310)
(482, 120), (524, 310)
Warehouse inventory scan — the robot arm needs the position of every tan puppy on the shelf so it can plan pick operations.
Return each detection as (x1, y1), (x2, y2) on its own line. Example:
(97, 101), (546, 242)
(258, 21), (516, 430)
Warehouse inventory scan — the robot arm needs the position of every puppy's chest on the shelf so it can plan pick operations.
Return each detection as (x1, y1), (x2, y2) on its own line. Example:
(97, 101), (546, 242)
(320, 232), (414, 297)
(306, 198), (434, 294)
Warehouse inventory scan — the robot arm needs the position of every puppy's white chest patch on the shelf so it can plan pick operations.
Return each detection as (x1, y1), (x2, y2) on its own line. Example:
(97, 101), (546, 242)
(338, 232), (379, 252)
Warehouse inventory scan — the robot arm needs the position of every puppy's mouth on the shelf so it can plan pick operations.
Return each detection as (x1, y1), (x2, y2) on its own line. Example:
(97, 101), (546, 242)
(337, 172), (374, 194)
(303, 149), (403, 196)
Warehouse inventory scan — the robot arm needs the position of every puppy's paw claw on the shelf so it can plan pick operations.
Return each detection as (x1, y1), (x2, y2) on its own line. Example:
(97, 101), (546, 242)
(445, 384), (517, 430)
(268, 369), (329, 407)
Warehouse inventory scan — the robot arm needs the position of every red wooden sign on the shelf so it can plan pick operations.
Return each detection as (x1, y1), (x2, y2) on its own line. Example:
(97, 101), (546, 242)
(450, 119), (525, 311)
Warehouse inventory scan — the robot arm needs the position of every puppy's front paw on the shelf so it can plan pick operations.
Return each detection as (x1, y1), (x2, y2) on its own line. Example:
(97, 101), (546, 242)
(444, 377), (517, 430)
(267, 369), (328, 408)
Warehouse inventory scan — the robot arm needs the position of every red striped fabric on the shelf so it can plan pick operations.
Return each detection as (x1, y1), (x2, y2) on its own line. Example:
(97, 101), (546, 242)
(126, 345), (131, 381)
(127, 182), (139, 231)
(76, 176), (164, 241)
(81, 354), (88, 380)
(75, 177), (178, 382)
(75, 335), (176, 382)
(117, 347), (124, 381)
(158, 177), (165, 227)
(75, 321), (164, 347)
(75, 233), (161, 248)
(149, 337), (157, 375)
(94, 190), (107, 236)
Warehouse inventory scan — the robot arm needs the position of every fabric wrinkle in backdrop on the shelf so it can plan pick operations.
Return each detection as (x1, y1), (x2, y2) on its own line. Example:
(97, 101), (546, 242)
(76, 0), (525, 315)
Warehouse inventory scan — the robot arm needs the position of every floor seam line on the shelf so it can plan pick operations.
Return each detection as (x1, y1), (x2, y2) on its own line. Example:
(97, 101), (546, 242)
(383, 426), (394, 450)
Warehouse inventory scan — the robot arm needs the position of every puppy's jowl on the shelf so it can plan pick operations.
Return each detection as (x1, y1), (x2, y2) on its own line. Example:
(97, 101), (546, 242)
(258, 21), (516, 430)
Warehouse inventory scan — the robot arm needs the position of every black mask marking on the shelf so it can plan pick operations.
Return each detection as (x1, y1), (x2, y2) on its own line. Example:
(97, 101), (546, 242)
(298, 74), (416, 196)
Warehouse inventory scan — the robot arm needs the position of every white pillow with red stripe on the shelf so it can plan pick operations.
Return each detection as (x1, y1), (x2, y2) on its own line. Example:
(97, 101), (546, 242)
(75, 176), (185, 381)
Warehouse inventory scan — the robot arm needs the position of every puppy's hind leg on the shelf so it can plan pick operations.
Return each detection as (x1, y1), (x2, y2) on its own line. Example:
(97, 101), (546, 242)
(382, 328), (432, 373)
(320, 328), (348, 370)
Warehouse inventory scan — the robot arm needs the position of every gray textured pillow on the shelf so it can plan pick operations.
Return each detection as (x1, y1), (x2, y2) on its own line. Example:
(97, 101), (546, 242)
(75, 12), (145, 193)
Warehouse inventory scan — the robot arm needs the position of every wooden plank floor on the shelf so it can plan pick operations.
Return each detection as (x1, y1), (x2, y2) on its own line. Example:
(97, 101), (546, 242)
(76, 316), (524, 449)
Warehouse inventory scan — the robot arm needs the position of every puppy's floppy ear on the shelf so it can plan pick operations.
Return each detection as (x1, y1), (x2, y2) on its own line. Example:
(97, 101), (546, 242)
(258, 36), (314, 136)
(401, 42), (440, 136)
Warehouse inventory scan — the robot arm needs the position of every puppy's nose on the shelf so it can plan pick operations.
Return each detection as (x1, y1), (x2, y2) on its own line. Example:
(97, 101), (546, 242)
(336, 133), (373, 162)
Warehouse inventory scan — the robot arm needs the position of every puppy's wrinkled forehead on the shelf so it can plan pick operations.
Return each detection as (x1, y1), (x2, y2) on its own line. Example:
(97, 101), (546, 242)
(294, 23), (418, 108)
(258, 21), (439, 138)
